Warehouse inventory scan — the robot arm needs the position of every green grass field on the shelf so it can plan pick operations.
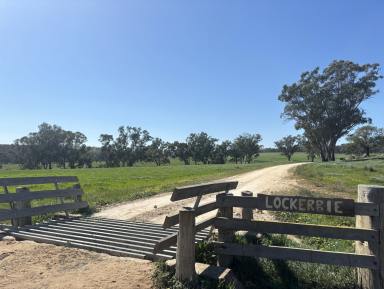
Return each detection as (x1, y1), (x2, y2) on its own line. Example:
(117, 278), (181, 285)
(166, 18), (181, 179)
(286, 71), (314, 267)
(0, 152), (309, 208)
(295, 159), (384, 198)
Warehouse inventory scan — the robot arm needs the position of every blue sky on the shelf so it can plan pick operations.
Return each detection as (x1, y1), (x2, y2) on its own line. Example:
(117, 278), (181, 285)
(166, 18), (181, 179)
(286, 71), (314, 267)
(0, 0), (383, 147)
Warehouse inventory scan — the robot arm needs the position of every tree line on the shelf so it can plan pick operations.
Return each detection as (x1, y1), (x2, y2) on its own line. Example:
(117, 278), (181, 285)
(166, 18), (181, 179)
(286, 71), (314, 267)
(0, 123), (263, 169)
(1, 60), (383, 169)
(274, 124), (384, 162)
(2, 122), (383, 170)
(98, 127), (262, 167)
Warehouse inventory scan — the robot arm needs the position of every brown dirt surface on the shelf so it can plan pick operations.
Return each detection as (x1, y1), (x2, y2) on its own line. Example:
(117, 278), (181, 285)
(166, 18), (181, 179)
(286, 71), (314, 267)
(0, 239), (153, 289)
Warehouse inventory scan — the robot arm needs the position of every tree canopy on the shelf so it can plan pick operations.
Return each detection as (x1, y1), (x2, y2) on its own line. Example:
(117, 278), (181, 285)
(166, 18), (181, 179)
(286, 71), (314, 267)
(346, 125), (384, 157)
(231, 133), (262, 164)
(299, 135), (318, 162)
(275, 135), (301, 161)
(168, 141), (191, 165)
(99, 126), (152, 167)
(278, 60), (382, 161)
(186, 132), (217, 164)
(146, 138), (170, 166)
(15, 123), (92, 169)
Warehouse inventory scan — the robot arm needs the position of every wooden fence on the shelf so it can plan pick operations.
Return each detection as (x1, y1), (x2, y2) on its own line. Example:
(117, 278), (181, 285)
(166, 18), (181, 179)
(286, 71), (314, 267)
(159, 182), (384, 289)
(0, 176), (87, 227)
(154, 181), (238, 280)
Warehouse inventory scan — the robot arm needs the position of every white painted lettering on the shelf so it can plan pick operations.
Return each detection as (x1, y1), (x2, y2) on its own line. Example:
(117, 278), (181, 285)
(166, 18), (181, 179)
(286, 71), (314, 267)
(307, 199), (315, 211)
(282, 198), (290, 210)
(316, 200), (324, 212)
(273, 197), (282, 209)
(299, 199), (306, 211)
(334, 201), (343, 214)
(290, 198), (297, 210)
(326, 200), (332, 213)
(265, 196), (273, 209)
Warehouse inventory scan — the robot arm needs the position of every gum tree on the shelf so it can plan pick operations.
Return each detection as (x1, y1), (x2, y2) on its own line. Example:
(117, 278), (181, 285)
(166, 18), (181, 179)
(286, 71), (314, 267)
(347, 125), (384, 157)
(275, 135), (301, 161)
(186, 132), (217, 164)
(231, 133), (262, 164)
(278, 60), (382, 161)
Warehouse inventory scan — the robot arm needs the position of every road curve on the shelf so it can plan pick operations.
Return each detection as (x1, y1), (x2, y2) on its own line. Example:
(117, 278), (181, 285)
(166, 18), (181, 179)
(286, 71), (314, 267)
(94, 162), (306, 223)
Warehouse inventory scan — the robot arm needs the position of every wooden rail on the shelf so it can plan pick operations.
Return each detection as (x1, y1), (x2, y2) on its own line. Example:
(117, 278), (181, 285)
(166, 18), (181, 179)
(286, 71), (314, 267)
(170, 181), (238, 201)
(214, 217), (379, 242)
(163, 201), (217, 228)
(171, 182), (384, 289)
(154, 217), (216, 253)
(158, 181), (238, 281)
(0, 188), (83, 203)
(0, 201), (89, 221)
(0, 176), (79, 186)
(214, 242), (378, 269)
(0, 176), (87, 227)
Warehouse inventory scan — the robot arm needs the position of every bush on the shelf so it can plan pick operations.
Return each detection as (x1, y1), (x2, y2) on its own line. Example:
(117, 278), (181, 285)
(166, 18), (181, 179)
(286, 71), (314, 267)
(195, 241), (217, 265)
(152, 261), (187, 289)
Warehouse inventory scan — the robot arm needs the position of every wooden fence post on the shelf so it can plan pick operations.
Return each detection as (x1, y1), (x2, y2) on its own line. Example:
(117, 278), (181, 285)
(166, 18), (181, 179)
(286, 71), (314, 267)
(13, 187), (32, 227)
(217, 193), (234, 267)
(241, 191), (254, 220)
(73, 183), (82, 202)
(176, 208), (196, 282)
(356, 184), (384, 289)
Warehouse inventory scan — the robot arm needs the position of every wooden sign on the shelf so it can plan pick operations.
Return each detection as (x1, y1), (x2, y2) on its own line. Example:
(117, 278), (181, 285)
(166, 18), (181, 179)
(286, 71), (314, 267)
(257, 194), (355, 216)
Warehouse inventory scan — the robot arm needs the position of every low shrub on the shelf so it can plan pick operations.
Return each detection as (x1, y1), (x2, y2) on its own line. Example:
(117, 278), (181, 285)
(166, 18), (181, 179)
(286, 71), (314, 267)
(195, 241), (217, 265)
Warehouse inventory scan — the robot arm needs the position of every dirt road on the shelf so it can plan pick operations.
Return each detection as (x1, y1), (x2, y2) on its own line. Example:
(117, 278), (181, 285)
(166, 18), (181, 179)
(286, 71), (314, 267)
(0, 162), (305, 289)
(94, 162), (304, 223)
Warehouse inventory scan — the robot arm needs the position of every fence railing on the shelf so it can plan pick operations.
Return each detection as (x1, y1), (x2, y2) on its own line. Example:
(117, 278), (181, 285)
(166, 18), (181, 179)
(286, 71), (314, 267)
(0, 176), (87, 227)
(158, 182), (384, 289)
(154, 181), (238, 280)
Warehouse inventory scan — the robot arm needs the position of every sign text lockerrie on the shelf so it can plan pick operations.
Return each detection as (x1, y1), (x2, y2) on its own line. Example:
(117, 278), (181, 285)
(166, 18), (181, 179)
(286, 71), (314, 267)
(257, 194), (355, 216)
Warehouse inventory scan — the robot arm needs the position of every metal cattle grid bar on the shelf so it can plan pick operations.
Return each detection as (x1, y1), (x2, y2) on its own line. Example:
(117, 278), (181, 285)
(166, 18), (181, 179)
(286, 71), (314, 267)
(6, 217), (210, 261)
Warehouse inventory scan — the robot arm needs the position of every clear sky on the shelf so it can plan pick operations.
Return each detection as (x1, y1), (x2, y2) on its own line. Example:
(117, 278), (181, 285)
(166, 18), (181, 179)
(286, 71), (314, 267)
(0, 0), (383, 147)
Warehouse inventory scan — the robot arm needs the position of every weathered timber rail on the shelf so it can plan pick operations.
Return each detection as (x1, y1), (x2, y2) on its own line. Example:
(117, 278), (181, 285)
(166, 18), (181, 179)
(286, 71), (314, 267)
(165, 182), (384, 289)
(154, 181), (239, 281)
(0, 176), (85, 227)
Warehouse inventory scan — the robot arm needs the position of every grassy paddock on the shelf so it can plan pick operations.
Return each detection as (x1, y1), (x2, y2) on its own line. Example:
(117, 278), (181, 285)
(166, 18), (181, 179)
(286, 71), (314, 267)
(295, 159), (384, 197)
(0, 152), (308, 208)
